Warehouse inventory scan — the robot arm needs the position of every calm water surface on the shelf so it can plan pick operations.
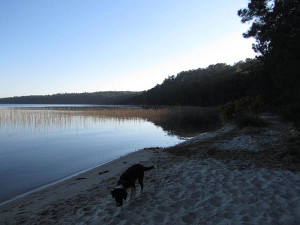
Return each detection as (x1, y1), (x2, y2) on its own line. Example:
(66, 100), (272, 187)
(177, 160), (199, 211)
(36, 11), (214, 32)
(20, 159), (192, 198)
(0, 105), (190, 203)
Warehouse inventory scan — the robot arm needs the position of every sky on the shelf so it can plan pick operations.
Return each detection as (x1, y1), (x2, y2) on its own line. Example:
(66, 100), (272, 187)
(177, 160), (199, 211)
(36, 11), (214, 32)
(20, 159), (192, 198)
(0, 0), (256, 98)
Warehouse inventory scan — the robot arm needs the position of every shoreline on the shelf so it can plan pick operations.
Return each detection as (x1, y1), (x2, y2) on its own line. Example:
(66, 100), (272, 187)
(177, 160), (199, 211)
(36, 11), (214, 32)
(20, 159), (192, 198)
(0, 147), (157, 210)
(1, 114), (299, 224)
(0, 135), (186, 206)
(0, 156), (124, 206)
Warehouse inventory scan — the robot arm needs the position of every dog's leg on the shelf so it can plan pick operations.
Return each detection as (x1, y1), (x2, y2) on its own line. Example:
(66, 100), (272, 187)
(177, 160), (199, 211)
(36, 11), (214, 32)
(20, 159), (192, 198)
(129, 187), (136, 201)
(138, 176), (144, 192)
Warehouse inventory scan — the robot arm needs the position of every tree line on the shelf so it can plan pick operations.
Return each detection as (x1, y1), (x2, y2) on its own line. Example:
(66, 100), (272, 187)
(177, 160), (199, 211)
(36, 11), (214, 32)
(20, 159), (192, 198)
(0, 91), (138, 105)
(0, 60), (263, 107)
(130, 59), (263, 106)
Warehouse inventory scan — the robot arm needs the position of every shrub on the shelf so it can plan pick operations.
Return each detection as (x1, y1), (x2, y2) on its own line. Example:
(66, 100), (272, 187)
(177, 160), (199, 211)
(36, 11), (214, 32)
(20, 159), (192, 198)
(217, 95), (265, 127)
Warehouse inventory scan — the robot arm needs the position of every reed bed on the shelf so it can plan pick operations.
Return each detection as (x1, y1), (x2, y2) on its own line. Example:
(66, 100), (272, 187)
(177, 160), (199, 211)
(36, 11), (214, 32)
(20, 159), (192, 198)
(0, 108), (73, 131)
(0, 106), (220, 136)
(53, 106), (219, 123)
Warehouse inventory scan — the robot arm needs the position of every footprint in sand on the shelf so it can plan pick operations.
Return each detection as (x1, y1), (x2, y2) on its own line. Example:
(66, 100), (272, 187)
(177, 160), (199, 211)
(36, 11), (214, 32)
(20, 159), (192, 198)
(157, 205), (168, 212)
(223, 210), (235, 220)
(182, 212), (196, 224)
(153, 212), (165, 223)
(191, 190), (201, 199)
(83, 211), (94, 216)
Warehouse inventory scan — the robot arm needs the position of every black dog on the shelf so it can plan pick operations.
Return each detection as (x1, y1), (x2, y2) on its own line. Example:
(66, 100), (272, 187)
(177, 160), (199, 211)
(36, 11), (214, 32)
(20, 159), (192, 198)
(111, 164), (154, 207)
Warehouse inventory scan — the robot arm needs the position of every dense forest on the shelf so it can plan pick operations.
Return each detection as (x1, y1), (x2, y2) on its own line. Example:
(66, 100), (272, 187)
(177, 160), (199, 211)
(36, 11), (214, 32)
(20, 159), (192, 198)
(130, 59), (263, 106)
(1, 0), (299, 124)
(0, 91), (138, 105)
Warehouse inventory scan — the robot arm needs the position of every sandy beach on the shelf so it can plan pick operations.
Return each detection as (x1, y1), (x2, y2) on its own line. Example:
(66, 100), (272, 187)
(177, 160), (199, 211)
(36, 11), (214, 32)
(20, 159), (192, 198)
(1, 115), (299, 224)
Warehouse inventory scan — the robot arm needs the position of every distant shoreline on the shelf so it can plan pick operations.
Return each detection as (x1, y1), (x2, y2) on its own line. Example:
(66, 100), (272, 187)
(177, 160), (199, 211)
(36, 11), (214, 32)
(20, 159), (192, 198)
(0, 91), (139, 105)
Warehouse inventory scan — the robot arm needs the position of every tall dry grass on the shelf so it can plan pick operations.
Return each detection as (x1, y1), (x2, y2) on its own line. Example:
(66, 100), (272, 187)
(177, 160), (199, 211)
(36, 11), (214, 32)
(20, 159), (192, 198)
(0, 108), (74, 131)
(0, 106), (220, 135)
(63, 106), (218, 123)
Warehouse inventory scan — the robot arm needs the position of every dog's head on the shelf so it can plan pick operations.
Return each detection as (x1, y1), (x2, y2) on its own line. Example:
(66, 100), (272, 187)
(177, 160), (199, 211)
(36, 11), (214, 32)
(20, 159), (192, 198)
(111, 188), (127, 207)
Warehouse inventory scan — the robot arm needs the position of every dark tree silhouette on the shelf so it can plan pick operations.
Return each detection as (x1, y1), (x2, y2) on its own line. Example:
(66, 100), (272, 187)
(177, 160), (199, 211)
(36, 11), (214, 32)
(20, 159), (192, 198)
(0, 92), (138, 105)
(0, 60), (263, 107)
(131, 59), (263, 106)
(238, 0), (299, 57)
(238, 0), (300, 124)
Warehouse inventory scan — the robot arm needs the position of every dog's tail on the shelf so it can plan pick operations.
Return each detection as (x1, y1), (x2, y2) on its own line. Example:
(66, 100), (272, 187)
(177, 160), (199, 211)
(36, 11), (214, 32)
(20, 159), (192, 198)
(143, 165), (154, 171)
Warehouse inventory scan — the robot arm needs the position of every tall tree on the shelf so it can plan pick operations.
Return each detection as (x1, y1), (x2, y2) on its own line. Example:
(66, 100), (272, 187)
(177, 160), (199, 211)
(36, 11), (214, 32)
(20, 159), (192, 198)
(238, 0), (299, 57)
(238, 0), (300, 121)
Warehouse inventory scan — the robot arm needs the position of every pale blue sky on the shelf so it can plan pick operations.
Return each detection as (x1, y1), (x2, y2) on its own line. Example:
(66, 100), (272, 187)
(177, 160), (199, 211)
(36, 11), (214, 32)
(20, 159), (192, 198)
(0, 0), (255, 98)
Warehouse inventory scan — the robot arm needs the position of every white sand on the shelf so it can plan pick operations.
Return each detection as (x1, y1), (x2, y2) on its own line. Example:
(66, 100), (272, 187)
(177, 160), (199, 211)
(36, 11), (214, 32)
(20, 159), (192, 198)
(1, 120), (299, 225)
(89, 157), (300, 225)
(212, 129), (281, 152)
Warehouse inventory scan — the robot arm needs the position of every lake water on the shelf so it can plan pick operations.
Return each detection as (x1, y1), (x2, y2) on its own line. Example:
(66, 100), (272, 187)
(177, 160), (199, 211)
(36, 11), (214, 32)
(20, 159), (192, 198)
(0, 105), (194, 203)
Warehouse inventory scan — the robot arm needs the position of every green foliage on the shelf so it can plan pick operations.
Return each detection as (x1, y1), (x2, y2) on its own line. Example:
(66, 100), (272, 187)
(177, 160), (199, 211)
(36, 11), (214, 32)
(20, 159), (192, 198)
(217, 101), (236, 121)
(217, 95), (265, 123)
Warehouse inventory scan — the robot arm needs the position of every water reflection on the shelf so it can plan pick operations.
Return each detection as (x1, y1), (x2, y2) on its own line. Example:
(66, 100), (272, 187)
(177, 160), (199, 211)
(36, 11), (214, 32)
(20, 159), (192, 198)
(0, 106), (186, 203)
(0, 106), (220, 137)
(0, 105), (220, 203)
(0, 107), (143, 133)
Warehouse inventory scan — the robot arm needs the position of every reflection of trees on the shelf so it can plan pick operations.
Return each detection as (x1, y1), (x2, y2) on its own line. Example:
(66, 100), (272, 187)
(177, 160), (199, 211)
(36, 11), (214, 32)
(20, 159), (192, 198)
(145, 107), (220, 137)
